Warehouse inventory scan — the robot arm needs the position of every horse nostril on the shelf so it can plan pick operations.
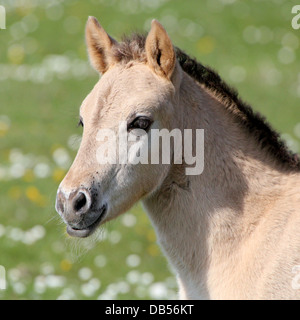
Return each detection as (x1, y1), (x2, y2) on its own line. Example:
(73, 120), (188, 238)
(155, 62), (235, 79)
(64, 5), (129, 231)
(73, 192), (88, 212)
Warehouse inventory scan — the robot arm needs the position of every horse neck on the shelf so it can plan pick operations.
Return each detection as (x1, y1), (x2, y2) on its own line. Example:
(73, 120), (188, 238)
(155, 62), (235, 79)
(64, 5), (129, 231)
(142, 72), (290, 295)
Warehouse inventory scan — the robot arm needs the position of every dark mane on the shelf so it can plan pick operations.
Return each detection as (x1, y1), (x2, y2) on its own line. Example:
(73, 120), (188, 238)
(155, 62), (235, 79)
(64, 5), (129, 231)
(175, 47), (300, 171)
(113, 33), (300, 171)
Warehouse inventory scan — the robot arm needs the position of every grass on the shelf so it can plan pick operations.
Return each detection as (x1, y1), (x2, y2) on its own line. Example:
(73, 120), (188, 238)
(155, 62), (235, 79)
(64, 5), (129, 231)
(0, 0), (299, 300)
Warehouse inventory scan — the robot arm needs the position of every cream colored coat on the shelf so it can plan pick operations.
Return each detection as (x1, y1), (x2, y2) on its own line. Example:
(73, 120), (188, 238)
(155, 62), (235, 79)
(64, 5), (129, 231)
(56, 17), (300, 299)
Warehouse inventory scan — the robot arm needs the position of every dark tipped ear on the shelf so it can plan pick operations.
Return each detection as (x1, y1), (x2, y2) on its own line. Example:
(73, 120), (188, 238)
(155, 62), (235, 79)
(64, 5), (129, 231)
(85, 16), (118, 74)
(145, 20), (176, 79)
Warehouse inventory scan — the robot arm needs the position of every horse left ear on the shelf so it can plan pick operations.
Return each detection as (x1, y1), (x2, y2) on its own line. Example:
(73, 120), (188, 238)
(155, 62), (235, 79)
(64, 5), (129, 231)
(145, 20), (176, 80)
(85, 16), (118, 74)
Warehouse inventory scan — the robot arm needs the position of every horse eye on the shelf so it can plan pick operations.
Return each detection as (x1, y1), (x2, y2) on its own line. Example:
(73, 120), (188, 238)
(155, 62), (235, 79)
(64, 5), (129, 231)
(78, 117), (83, 127)
(129, 117), (152, 132)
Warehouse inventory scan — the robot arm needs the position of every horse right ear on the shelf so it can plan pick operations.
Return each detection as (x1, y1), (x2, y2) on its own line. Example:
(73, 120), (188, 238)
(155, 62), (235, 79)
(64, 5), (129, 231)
(85, 16), (118, 74)
(145, 20), (176, 80)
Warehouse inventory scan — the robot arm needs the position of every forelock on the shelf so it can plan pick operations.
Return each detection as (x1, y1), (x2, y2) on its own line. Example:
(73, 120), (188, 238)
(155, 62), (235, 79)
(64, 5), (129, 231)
(112, 33), (147, 64)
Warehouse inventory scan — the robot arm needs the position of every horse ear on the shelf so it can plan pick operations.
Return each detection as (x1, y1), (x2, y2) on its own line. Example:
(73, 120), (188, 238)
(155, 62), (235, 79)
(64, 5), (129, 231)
(145, 20), (176, 80)
(85, 16), (118, 74)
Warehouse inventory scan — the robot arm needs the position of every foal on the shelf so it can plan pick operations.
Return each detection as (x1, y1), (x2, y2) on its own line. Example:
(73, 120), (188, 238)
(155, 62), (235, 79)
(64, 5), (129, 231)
(56, 17), (300, 299)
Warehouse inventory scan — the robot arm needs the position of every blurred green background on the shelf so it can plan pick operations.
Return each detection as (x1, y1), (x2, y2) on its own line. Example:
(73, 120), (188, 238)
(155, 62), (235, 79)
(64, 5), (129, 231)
(0, 0), (299, 300)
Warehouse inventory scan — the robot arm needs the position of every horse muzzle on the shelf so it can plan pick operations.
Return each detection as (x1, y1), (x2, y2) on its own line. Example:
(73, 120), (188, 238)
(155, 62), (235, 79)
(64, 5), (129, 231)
(55, 187), (107, 238)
